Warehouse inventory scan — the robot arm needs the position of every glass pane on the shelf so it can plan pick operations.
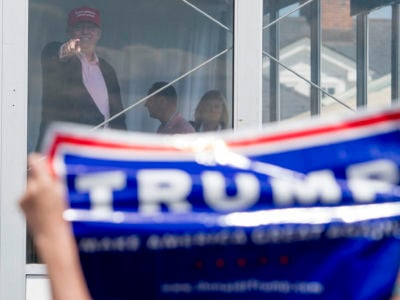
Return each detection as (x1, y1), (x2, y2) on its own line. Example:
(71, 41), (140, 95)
(263, 0), (397, 122)
(368, 6), (392, 109)
(320, 0), (357, 116)
(263, 0), (392, 122)
(28, 0), (233, 262)
(262, 1), (312, 123)
(123, 53), (233, 135)
(28, 0), (234, 150)
(184, 0), (233, 29)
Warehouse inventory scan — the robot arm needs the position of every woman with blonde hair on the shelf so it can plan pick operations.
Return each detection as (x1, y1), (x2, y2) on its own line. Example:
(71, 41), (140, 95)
(192, 90), (229, 132)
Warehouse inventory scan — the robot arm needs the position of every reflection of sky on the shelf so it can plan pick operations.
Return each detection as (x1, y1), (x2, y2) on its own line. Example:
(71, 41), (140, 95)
(280, 4), (300, 17)
(369, 6), (391, 19)
(279, 3), (391, 19)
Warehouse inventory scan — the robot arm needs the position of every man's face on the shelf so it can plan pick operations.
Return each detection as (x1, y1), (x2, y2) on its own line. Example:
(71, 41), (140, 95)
(69, 21), (101, 48)
(145, 96), (163, 120)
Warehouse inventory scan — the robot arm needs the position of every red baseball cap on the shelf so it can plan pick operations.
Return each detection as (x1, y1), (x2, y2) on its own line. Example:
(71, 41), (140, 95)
(68, 6), (100, 28)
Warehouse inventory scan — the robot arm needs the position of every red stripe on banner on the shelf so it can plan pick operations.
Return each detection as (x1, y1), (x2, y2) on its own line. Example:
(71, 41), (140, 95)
(47, 135), (178, 172)
(47, 109), (400, 170)
(228, 110), (400, 148)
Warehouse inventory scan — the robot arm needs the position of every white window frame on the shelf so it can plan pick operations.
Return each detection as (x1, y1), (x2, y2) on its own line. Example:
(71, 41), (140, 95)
(234, 0), (263, 129)
(0, 0), (29, 299)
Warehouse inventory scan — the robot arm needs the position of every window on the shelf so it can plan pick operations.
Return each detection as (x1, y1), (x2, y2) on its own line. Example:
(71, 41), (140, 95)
(27, 0), (234, 262)
(28, 0), (234, 152)
(262, 0), (399, 121)
(368, 6), (393, 108)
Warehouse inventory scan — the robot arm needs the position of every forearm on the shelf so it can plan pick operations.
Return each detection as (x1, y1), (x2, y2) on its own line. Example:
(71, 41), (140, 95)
(35, 222), (91, 300)
(21, 154), (92, 300)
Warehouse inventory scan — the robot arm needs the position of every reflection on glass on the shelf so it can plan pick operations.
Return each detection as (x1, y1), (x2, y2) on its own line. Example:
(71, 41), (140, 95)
(28, 0), (233, 263)
(262, 0), (312, 122)
(262, 0), (396, 122)
(320, 0), (357, 115)
(28, 0), (234, 152)
(368, 6), (392, 108)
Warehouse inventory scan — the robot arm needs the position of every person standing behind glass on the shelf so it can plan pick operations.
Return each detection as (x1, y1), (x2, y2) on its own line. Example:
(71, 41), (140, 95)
(37, 6), (126, 149)
(191, 90), (229, 132)
(145, 82), (195, 134)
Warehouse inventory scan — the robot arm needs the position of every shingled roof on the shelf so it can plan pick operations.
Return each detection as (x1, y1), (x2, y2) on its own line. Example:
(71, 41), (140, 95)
(272, 16), (391, 77)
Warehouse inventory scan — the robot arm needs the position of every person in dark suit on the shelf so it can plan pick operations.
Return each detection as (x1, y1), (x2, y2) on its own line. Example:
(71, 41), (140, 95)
(37, 6), (126, 148)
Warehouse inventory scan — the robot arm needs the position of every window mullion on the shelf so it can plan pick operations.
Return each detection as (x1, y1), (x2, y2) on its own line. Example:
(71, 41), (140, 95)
(234, 0), (263, 130)
(310, 0), (321, 115)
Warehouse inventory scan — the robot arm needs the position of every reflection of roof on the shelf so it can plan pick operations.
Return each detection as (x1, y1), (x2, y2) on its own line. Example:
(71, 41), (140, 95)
(287, 74), (393, 121)
(265, 37), (358, 75)
(262, 79), (310, 122)
(367, 19), (392, 77)
(279, 17), (312, 47)
(274, 17), (391, 77)
(291, 88), (393, 122)
(263, 16), (393, 120)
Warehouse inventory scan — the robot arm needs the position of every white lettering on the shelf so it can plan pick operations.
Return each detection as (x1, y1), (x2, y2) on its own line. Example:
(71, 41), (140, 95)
(347, 159), (399, 202)
(137, 169), (192, 214)
(75, 171), (126, 214)
(271, 170), (341, 206)
(202, 171), (260, 211)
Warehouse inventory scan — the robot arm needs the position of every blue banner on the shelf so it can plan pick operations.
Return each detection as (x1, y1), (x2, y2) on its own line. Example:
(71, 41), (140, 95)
(43, 107), (400, 299)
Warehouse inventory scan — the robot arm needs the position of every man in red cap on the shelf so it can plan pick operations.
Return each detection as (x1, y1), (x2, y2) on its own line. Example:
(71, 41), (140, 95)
(37, 6), (126, 149)
(61, 6), (101, 61)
